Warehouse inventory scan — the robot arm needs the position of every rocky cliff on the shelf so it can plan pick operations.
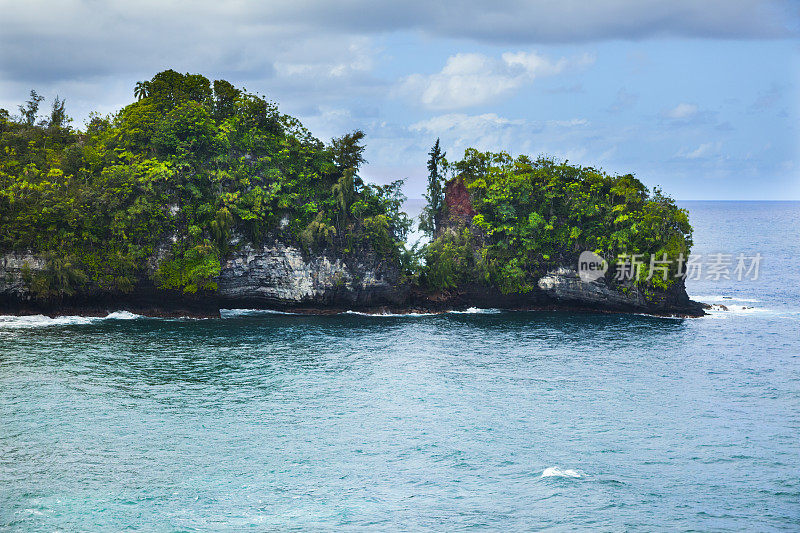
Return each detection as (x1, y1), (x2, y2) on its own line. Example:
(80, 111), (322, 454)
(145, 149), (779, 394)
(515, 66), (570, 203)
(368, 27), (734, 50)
(409, 269), (703, 316)
(0, 224), (704, 318)
(536, 267), (702, 315)
(0, 239), (406, 316)
(414, 175), (705, 317)
(0, 249), (704, 317)
(217, 241), (405, 310)
(0, 252), (46, 301)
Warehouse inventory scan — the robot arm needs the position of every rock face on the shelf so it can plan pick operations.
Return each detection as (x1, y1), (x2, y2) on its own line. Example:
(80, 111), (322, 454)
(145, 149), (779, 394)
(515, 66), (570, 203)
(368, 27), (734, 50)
(423, 177), (705, 317)
(0, 252), (46, 300)
(412, 269), (703, 317)
(0, 239), (406, 315)
(536, 267), (703, 315)
(444, 179), (475, 221)
(217, 241), (405, 309)
(0, 250), (219, 317)
(0, 242), (703, 317)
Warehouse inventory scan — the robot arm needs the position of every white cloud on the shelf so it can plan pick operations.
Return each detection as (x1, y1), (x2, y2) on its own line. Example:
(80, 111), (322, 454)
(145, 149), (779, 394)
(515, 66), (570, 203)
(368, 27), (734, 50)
(547, 118), (589, 128)
(677, 142), (721, 159)
(409, 112), (591, 156)
(274, 37), (376, 80)
(412, 113), (525, 134)
(665, 103), (699, 119)
(398, 52), (592, 109)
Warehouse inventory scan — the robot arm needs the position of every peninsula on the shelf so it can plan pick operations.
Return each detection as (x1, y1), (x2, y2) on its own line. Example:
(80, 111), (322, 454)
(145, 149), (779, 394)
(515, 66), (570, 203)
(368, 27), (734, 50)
(0, 71), (704, 317)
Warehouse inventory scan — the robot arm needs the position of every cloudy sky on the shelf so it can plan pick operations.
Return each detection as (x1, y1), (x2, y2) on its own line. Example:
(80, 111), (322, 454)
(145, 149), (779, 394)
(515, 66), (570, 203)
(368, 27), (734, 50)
(1, 0), (798, 199)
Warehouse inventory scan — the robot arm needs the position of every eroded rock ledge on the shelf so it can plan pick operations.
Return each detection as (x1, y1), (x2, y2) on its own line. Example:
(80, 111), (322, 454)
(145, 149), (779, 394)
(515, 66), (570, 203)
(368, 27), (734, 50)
(0, 244), (704, 318)
(217, 242), (405, 309)
(536, 267), (703, 316)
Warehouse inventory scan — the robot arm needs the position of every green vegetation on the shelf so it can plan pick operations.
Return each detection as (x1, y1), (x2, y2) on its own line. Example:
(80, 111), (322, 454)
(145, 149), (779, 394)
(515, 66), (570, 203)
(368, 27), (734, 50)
(0, 72), (691, 304)
(0, 70), (409, 298)
(421, 148), (693, 294)
(419, 137), (446, 237)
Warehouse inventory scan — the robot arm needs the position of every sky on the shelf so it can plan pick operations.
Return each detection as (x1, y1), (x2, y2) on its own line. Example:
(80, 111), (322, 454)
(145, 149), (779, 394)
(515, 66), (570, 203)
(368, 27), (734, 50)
(1, 0), (798, 200)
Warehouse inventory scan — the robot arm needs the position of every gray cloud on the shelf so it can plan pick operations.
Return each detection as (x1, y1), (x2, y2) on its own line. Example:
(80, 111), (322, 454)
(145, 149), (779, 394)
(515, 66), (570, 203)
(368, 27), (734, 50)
(0, 1), (390, 127)
(0, 0), (795, 200)
(265, 0), (797, 42)
(0, 0), (795, 85)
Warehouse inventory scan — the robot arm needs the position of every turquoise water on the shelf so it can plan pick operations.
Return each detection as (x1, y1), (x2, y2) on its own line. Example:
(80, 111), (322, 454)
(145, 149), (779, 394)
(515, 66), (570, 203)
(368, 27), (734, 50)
(1, 202), (799, 531)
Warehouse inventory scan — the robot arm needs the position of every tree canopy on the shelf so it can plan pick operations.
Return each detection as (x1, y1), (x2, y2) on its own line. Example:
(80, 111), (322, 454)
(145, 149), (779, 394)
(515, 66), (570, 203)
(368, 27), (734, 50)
(419, 138), (446, 237)
(0, 70), (409, 298)
(0, 72), (691, 303)
(422, 148), (693, 295)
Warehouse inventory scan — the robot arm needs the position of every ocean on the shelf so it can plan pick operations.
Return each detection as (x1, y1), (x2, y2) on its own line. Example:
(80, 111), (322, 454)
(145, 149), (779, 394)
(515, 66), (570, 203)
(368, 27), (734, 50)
(1, 201), (798, 531)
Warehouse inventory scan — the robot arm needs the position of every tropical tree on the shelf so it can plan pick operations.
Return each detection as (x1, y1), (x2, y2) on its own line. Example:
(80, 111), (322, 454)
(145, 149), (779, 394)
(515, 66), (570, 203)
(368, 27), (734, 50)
(48, 96), (68, 129)
(133, 81), (151, 100)
(18, 90), (44, 125)
(420, 138), (446, 236)
(330, 130), (367, 177)
(0, 70), (411, 297)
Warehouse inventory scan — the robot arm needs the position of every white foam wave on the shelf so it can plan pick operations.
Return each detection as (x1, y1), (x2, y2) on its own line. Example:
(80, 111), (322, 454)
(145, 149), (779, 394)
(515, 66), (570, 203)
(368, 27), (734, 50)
(541, 466), (583, 478)
(703, 303), (771, 319)
(220, 308), (298, 318)
(718, 305), (763, 313)
(692, 294), (760, 303)
(221, 308), (502, 318)
(633, 312), (685, 320)
(0, 314), (98, 329)
(690, 295), (777, 319)
(343, 307), (503, 317)
(0, 310), (144, 329)
(105, 310), (142, 320)
(448, 307), (502, 315)
(343, 310), (437, 317)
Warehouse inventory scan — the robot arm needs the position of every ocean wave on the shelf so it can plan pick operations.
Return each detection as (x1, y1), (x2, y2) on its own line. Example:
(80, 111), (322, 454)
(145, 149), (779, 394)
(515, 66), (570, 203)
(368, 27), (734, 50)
(0, 314), (98, 329)
(541, 466), (583, 478)
(704, 303), (770, 319)
(104, 310), (142, 320)
(691, 294), (775, 319)
(692, 294), (760, 303)
(448, 307), (502, 315)
(343, 310), (438, 317)
(0, 310), (143, 329)
(344, 307), (504, 317)
(633, 312), (685, 320)
(221, 308), (435, 318)
(220, 308), (299, 318)
(221, 308), (504, 318)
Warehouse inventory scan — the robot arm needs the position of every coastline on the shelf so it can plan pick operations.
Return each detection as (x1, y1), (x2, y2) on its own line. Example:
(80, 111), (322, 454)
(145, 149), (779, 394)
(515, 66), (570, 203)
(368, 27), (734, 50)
(0, 299), (707, 320)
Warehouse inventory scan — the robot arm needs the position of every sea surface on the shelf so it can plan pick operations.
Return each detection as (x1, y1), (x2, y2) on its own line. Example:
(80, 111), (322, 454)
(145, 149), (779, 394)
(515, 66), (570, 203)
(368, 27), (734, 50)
(1, 201), (798, 531)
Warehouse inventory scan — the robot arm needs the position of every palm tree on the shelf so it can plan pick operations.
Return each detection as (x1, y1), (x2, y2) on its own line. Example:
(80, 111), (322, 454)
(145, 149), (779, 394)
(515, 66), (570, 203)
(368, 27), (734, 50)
(134, 81), (151, 100)
(332, 169), (356, 227)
